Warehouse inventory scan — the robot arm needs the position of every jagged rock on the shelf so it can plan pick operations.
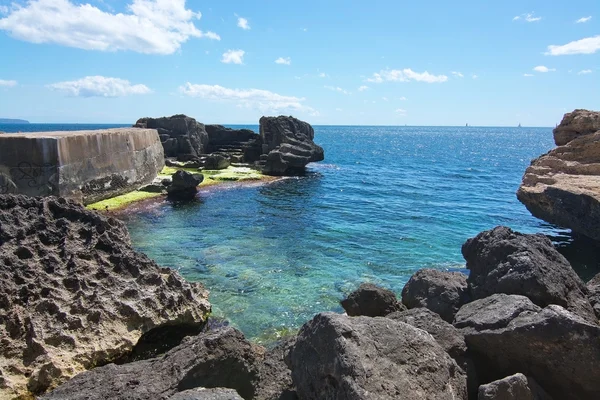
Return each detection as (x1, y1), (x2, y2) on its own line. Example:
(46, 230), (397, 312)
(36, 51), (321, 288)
(254, 337), (297, 400)
(168, 388), (244, 400)
(42, 328), (263, 400)
(206, 125), (257, 147)
(0, 195), (211, 399)
(462, 226), (596, 322)
(289, 312), (467, 400)
(0, 172), (17, 194)
(135, 115), (209, 158)
(517, 109), (600, 241)
(341, 283), (405, 317)
(166, 170), (203, 200)
(455, 294), (600, 400)
(401, 269), (469, 323)
(587, 273), (600, 319)
(204, 154), (231, 170)
(478, 373), (552, 400)
(259, 116), (324, 175)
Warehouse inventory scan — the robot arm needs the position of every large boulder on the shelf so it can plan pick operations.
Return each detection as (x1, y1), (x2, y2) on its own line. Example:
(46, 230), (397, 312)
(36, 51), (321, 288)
(401, 269), (469, 323)
(462, 226), (596, 322)
(0, 195), (211, 399)
(341, 283), (405, 317)
(166, 170), (203, 200)
(204, 154), (231, 170)
(168, 388), (244, 400)
(587, 273), (600, 319)
(259, 116), (324, 175)
(517, 109), (600, 241)
(254, 337), (296, 400)
(135, 115), (209, 158)
(454, 294), (600, 400)
(478, 373), (552, 400)
(288, 312), (467, 400)
(42, 328), (263, 400)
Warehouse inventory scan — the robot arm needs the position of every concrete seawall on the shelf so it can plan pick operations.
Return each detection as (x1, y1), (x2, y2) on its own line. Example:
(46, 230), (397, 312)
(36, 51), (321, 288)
(0, 128), (165, 204)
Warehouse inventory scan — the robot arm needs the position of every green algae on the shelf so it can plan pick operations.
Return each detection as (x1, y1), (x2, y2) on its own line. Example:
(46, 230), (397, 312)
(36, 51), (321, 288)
(86, 191), (161, 211)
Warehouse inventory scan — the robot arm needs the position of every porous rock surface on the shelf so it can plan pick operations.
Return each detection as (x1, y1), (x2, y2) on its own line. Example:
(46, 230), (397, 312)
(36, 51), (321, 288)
(401, 268), (469, 323)
(587, 272), (600, 319)
(135, 115), (209, 158)
(341, 282), (405, 317)
(288, 312), (467, 400)
(0, 195), (211, 398)
(462, 226), (596, 322)
(168, 388), (244, 400)
(517, 109), (600, 241)
(478, 373), (552, 400)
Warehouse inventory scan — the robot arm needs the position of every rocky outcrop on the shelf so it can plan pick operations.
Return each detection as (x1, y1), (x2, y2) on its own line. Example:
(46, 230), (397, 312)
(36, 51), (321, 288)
(288, 312), (467, 400)
(462, 226), (596, 322)
(168, 388), (244, 400)
(478, 373), (551, 400)
(401, 269), (469, 323)
(517, 109), (600, 241)
(204, 154), (231, 170)
(340, 283), (405, 317)
(135, 115), (209, 159)
(259, 116), (324, 175)
(205, 125), (262, 164)
(0, 195), (211, 399)
(587, 272), (600, 319)
(166, 170), (203, 200)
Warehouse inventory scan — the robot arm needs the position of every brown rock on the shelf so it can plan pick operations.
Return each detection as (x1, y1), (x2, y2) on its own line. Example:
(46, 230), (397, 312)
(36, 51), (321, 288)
(341, 283), (405, 317)
(553, 109), (600, 146)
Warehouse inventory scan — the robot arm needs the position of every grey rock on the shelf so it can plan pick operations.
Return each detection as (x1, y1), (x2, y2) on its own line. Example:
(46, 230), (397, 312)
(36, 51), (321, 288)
(289, 312), (467, 400)
(204, 154), (231, 170)
(168, 388), (243, 400)
(478, 373), (552, 400)
(553, 109), (600, 146)
(341, 283), (405, 317)
(138, 183), (166, 193)
(462, 226), (596, 322)
(587, 273), (600, 320)
(166, 170), (203, 200)
(254, 337), (297, 400)
(401, 269), (469, 323)
(135, 115), (209, 158)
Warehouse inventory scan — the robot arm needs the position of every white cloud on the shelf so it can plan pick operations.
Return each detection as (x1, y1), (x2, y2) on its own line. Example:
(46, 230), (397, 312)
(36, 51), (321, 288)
(451, 71), (464, 78)
(546, 36), (600, 55)
(395, 108), (407, 114)
(335, 108), (343, 112)
(367, 68), (448, 83)
(398, 96), (407, 101)
(324, 85), (350, 95)
(523, 73), (534, 77)
(237, 16), (250, 30)
(0, 79), (17, 87)
(179, 83), (317, 115)
(358, 85), (369, 91)
(472, 74), (479, 79)
(513, 12), (542, 22)
(318, 72), (327, 78)
(576, 16), (592, 24)
(0, 5), (8, 14)
(222, 49), (245, 64)
(275, 57), (291, 65)
(533, 65), (555, 72)
(0, 0), (220, 55)
(579, 69), (593, 74)
(382, 97), (389, 101)
(47, 76), (151, 97)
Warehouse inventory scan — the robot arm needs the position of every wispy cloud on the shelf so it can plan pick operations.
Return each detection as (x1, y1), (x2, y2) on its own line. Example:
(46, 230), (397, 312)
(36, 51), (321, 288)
(275, 57), (291, 65)
(382, 97), (389, 101)
(324, 85), (350, 95)
(222, 49), (245, 64)
(398, 96), (407, 101)
(472, 74), (479, 79)
(523, 73), (534, 77)
(451, 71), (464, 78)
(579, 69), (593, 75)
(367, 68), (448, 83)
(395, 108), (407, 115)
(237, 16), (250, 30)
(576, 16), (592, 24)
(513, 12), (542, 22)
(0, 0), (220, 54)
(179, 83), (318, 115)
(0, 79), (17, 87)
(358, 85), (369, 92)
(533, 65), (555, 73)
(47, 76), (151, 97)
(546, 35), (600, 55)
(318, 72), (328, 78)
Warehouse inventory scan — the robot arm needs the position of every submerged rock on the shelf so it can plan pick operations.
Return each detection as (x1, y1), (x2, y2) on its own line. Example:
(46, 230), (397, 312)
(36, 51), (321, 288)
(0, 195), (211, 399)
(401, 269), (469, 323)
(478, 373), (552, 400)
(341, 283), (405, 317)
(135, 115), (209, 158)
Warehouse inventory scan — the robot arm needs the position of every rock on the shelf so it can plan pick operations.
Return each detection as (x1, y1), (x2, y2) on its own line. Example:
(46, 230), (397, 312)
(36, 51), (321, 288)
(0, 172), (17, 194)
(553, 109), (600, 146)
(204, 154), (231, 170)
(341, 283), (405, 317)
(462, 226), (596, 322)
(401, 269), (469, 323)
(587, 273), (600, 319)
(455, 294), (600, 400)
(135, 115), (209, 158)
(254, 337), (297, 400)
(166, 170), (203, 200)
(289, 312), (467, 400)
(168, 388), (244, 400)
(517, 110), (600, 241)
(138, 183), (166, 193)
(0, 195), (210, 399)
(259, 116), (324, 175)
(478, 373), (552, 400)
(42, 327), (263, 400)
(206, 125), (257, 147)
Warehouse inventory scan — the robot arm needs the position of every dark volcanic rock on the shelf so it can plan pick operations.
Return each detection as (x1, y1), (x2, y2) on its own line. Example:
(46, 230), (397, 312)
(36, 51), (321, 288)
(135, 115), (209, 158)
(0, 195), (210, 399)
(166, 170), (203, 200)
(341, 283), (405, 317)
(42, 328), (263, 400)
(259, 116), (324, 175)
(455, 295), (600, 400)
(289, 312), (467, 400)
(553, 109), (600, 146)
(204, 154), (231, 170)
(254, 337), (297, 400)
(478, 373), (552, 400)
(462, 226), (596, 322)
(401, 269), (469, 323)
(587, 273), (600, 319)
(168, 388), (243, 400)
(206, 125), (257, 146)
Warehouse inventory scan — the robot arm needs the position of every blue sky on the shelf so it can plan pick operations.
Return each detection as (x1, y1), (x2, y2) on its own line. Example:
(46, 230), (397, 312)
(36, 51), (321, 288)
(0, 0), (598, 126)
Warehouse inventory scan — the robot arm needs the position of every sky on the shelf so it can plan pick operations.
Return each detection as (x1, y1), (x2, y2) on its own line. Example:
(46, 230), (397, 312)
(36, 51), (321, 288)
(0, 0), (598, 126)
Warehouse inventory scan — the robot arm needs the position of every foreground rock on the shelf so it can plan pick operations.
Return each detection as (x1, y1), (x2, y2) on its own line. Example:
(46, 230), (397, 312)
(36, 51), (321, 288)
(289, 312), (467, 400)
(401, 269), (469, 323)
(135, 115), (209, 159)
(462, 226), (596, 322)
(341, 283), (405, 317)
(478, 373), (551, 400)
(455, 294), (600, 400)
(259, 116), (324, 175)
(0, 195), (211, 398)
(166, 170), (203, 200)
(587, 272), (600, 319)
(517, 109), (600, 241)
(168, 388), (243, 400)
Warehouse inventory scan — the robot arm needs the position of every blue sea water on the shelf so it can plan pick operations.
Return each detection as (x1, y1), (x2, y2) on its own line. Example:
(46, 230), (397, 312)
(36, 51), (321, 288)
(3, 123), (598, 342)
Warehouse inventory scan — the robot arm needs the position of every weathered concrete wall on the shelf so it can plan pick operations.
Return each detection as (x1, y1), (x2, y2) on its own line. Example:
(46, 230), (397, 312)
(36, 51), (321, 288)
(0, 128), (164, 204)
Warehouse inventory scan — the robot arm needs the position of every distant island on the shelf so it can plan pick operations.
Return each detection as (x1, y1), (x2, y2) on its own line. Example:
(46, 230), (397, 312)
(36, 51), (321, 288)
(0, 118), (29, 124)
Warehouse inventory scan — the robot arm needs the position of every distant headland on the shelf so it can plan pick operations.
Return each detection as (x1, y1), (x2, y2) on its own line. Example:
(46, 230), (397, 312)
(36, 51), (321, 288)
(0, 118), (29, 124)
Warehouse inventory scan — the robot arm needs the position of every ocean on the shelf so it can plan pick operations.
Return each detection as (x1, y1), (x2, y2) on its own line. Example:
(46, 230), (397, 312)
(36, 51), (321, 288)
(2, 123), (598, 342)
